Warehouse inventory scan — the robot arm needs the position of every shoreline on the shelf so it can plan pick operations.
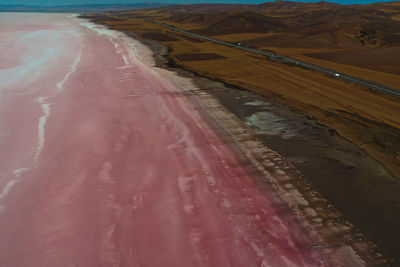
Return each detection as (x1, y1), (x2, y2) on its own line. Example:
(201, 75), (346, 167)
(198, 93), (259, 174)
(115, 30), (389, 264)
(96, 24), (357, 265)
(114, 29), (400, 264)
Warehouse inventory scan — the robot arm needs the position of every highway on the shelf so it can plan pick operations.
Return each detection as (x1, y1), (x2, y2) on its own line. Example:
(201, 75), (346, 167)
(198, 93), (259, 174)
(152, 21), (400, 98)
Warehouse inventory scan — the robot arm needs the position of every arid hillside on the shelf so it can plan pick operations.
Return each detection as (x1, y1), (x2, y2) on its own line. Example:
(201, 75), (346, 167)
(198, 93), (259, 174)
(160, 1), (400, 48)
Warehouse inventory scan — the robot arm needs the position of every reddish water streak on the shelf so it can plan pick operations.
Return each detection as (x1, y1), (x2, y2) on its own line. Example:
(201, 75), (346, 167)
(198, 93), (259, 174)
(0, 14), (328, 266)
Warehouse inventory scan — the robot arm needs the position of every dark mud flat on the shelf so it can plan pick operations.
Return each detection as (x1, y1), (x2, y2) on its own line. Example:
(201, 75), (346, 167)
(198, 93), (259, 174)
(139, 38), (400, 265)
(141, 31), (180, 42)
(175, 53), (226, 61)
(203, 86), (400, 265)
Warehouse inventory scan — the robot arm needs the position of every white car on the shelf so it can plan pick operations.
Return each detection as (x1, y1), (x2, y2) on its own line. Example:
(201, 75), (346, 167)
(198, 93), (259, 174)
(335, 73), (340, 77)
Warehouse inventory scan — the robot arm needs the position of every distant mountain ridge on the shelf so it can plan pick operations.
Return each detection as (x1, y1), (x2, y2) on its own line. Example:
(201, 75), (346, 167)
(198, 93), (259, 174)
(0, 3), (169, 13)
(159, 1), (400, 48)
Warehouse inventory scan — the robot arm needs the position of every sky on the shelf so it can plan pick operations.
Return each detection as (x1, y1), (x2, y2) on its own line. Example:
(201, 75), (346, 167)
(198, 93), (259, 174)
(1, 0), (394, 5)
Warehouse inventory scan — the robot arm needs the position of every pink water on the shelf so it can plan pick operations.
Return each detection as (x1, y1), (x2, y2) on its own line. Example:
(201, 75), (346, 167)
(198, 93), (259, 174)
(0, 13), (331, 266)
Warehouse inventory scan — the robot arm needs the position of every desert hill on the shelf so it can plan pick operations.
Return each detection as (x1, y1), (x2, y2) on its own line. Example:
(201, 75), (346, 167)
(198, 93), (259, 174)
(154, 1), (400, 48)
(0, 3), (168, 12)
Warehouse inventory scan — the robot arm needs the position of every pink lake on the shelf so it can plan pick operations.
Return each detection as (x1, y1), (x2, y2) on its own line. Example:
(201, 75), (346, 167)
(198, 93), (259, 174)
(0, 13), (361, 266)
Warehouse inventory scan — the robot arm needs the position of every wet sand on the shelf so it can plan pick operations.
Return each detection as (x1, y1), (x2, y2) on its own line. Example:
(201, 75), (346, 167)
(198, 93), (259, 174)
(0, 13), (379, 266)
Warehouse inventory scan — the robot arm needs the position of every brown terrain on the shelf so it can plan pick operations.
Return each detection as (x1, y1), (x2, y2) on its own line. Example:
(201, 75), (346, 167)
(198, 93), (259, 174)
(83, 1), (400, 264)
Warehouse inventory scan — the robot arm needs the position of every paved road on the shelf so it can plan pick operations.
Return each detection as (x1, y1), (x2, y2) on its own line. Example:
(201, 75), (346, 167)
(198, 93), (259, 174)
(152, 21), (400, 98)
